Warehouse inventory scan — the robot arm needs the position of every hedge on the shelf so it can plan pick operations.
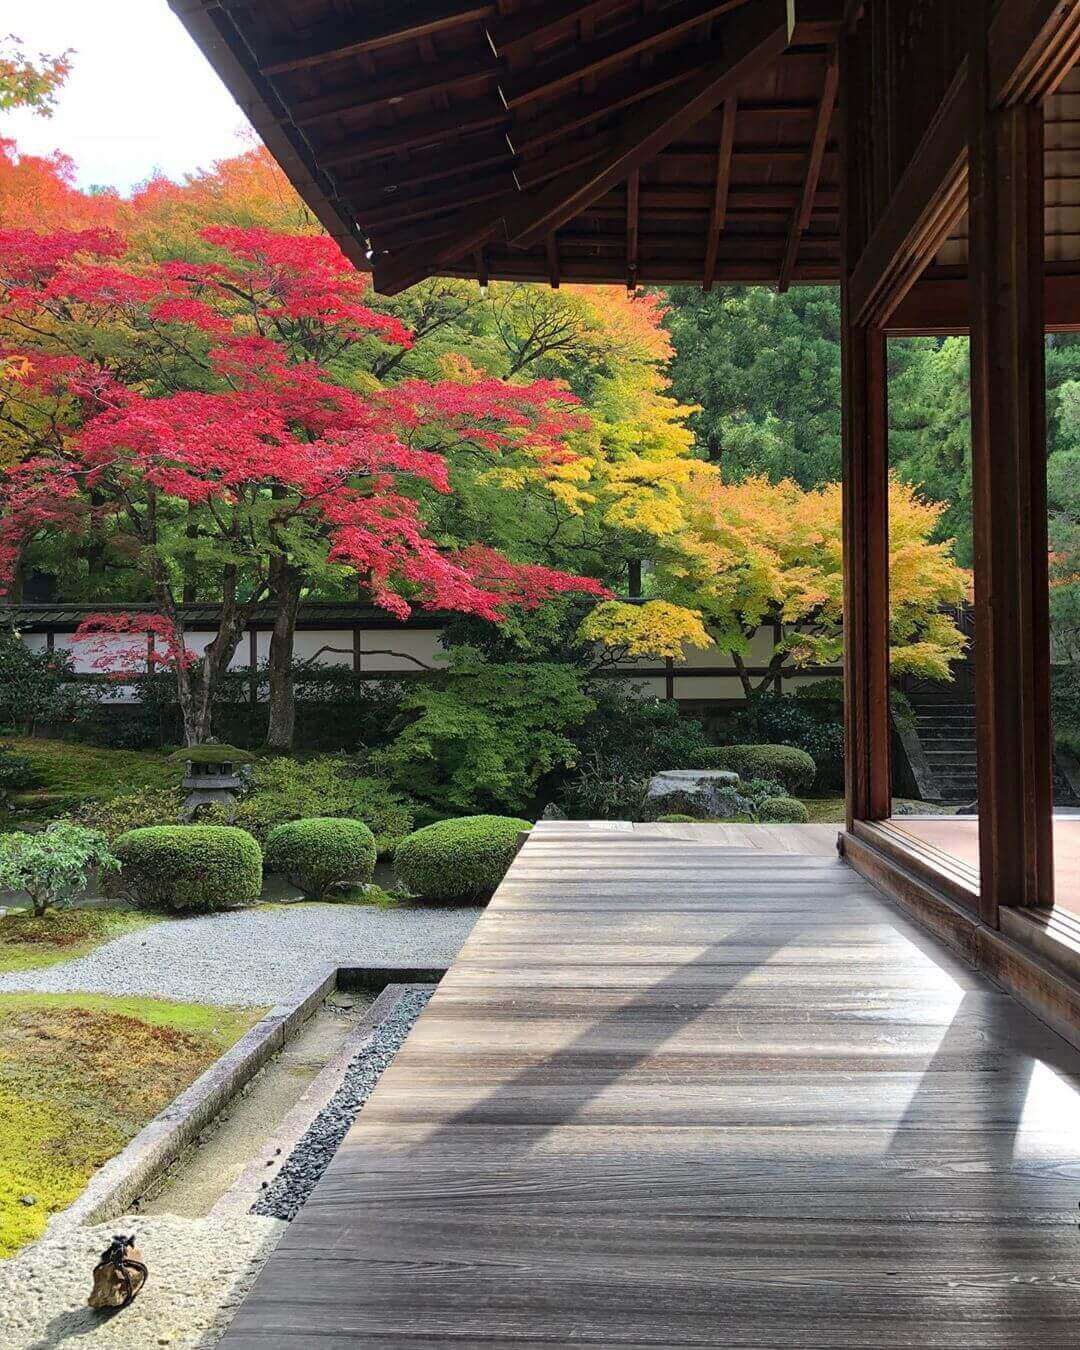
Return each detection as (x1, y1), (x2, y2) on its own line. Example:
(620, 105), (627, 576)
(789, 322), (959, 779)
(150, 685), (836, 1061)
(264, 817), (376, 900)
(698, 744), (816, 795)
(757, 796), (810, 824)
(114, 824), (262, 912)
(395, 815), (530, 903)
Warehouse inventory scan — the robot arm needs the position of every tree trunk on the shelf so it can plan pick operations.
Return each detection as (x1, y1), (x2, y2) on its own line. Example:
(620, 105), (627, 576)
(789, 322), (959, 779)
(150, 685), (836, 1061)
(265, 560), (302, 752)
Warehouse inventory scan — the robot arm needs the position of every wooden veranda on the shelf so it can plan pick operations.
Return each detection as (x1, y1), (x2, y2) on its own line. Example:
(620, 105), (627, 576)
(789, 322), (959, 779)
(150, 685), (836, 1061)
(220, 824), (1080, 1346)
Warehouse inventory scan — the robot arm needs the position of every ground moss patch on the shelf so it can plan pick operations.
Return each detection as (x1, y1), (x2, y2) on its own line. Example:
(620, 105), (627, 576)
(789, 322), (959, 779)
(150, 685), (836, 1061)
(0, 993), (261, 1255)
(0, 907), (160, 973)
(1, 736), (174, 825)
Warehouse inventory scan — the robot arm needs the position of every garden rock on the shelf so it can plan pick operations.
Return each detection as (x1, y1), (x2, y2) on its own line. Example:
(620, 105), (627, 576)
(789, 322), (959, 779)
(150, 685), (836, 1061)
(642, 769), (748, 821)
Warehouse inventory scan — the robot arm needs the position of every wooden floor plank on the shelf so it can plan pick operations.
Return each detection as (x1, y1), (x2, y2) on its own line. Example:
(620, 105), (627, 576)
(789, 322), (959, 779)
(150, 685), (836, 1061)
(220, 826), (1080, 1348)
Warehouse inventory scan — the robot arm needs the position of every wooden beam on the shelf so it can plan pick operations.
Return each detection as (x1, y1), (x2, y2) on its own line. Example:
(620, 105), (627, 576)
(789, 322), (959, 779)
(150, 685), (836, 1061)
(337, 130), (513, 193)
(486, 0), (615, 58)
(318, 102), (509, 169)
(969, 4), (1054, 920)
(888, 271), (1080, 334)
(289, 49), (497, 126)
(497, 0), (741, 110)
(703, 97), (737, 291)
(847, 0), (1080, 327)
(990, 0), (1080, 104)
(778, 50), (838, 292)
(506, 0), (796, 247)
(259, 2), (494, 75)
(474, 247), (489, 289)
(626, 168), (640, 290)
(508, 37), (729, 154)
(846, 64), (968, 326)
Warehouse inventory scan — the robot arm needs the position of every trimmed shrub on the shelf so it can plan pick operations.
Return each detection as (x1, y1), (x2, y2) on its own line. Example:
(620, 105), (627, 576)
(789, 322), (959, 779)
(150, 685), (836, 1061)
(758, 796), (810, 824)
(395, 815), (530, 903)
(114, 825), (262, 912)
(264, 817), (375, 900)
(655, 813), (700, 824)
(697, 744), (816, 795)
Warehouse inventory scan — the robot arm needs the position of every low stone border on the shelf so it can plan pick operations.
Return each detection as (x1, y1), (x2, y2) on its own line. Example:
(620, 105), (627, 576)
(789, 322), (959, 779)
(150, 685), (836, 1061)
(51, 963), (446, 1233)
(211, 982), (420, 1217)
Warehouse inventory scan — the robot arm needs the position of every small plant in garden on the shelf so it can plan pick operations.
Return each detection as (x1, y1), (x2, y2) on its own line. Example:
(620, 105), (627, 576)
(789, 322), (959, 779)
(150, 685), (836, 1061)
(264, 817), (376, 900)
(0, 822), (117, 916)
(375, 649), (594, 815)
(757, 796), (810, 823)
(395, 815), (530, 903)
(113, 824), (262, 912)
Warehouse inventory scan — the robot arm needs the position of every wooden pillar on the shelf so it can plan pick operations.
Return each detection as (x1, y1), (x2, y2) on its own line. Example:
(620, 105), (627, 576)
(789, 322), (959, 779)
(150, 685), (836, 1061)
(840, 28), (891, 831)
(841, 319), (891, 829)
(968, 5), (1054, 920)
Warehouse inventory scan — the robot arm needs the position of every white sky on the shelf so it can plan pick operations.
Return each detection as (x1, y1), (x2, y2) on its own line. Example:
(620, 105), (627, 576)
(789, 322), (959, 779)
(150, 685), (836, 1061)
(2, 0), (254, 193)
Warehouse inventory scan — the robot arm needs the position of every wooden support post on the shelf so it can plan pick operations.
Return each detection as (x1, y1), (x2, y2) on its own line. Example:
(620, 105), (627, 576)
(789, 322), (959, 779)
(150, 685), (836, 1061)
(969, 5), (1054, 920)
(841, 319), (891, 829)
(840, 25), (891, 832)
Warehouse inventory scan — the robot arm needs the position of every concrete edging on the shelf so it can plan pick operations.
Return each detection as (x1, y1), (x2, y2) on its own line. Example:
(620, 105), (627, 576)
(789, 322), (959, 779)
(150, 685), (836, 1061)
(210, 982), (422, 1217)
(52, 962), (445, 1231)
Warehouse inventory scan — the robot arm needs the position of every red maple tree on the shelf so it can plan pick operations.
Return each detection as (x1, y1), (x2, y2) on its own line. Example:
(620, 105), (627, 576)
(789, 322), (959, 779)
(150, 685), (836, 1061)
(0, 225), (607, 744)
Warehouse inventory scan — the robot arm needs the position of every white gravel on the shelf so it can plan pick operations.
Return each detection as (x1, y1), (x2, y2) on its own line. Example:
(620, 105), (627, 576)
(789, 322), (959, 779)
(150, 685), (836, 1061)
(0, 903), (481, 1006)
(0, 1214), (285, 1349)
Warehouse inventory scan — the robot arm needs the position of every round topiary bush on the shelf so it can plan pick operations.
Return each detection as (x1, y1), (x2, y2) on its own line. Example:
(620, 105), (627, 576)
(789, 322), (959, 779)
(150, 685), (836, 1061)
(698, 744), (816, 795)
(758, 796), (810, 823)
(395, 815), (531, 903)
(655, 813), (700, 824)
(264, 817), (376, 900)
(114, 824), (262, 912)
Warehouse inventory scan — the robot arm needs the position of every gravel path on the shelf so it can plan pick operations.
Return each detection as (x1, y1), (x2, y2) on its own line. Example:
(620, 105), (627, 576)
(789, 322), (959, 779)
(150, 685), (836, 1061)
(253, 986), (433, 1221)
(0, 904), (481, 1006)
(0, 1214), (285, 1349)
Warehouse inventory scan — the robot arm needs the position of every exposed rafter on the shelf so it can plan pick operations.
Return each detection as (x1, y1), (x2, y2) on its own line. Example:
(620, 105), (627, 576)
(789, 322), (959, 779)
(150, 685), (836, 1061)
(778, 49), (839, 292)
(498, 0), (742, 109)
(506, 1), (798, 248)
(508, 37), (728, 154)
(258, 2), (494, 76)
(289, 49), (498, 126)
(318, 101), (509, 169)
(703, 97), (737, 291)
(487, 0), (619, 58)
(372, 0), (837, 293)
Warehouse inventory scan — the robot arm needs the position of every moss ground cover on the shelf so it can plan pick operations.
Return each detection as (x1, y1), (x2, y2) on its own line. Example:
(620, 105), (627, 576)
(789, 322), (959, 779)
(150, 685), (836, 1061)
(1, 737), (174, 824)
(0, 992), (261, 1255)
(0, 906), (159, 973)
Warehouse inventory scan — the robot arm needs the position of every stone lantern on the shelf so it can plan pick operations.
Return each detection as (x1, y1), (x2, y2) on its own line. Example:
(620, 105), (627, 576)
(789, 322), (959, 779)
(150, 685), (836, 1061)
(169, 743), (256, 821)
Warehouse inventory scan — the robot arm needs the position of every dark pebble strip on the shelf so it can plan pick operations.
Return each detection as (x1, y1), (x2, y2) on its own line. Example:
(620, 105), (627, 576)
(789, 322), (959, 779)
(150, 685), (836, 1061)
(251, 987), (434, 1221)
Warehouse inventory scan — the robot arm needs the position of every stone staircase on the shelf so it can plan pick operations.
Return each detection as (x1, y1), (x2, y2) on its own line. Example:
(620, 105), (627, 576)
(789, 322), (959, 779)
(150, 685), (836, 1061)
(909, 697), (978, 803)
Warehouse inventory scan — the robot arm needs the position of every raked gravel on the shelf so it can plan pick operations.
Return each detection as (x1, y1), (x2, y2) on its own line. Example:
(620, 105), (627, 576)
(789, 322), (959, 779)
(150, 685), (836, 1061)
(253, 985), (433, 1221)
(0, 1214), (285, 1350)
(0, 903), (481, 1006)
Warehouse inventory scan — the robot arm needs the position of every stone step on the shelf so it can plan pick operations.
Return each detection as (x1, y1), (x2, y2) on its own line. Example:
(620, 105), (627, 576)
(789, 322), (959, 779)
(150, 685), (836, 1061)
(918, 737), (977, 754)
